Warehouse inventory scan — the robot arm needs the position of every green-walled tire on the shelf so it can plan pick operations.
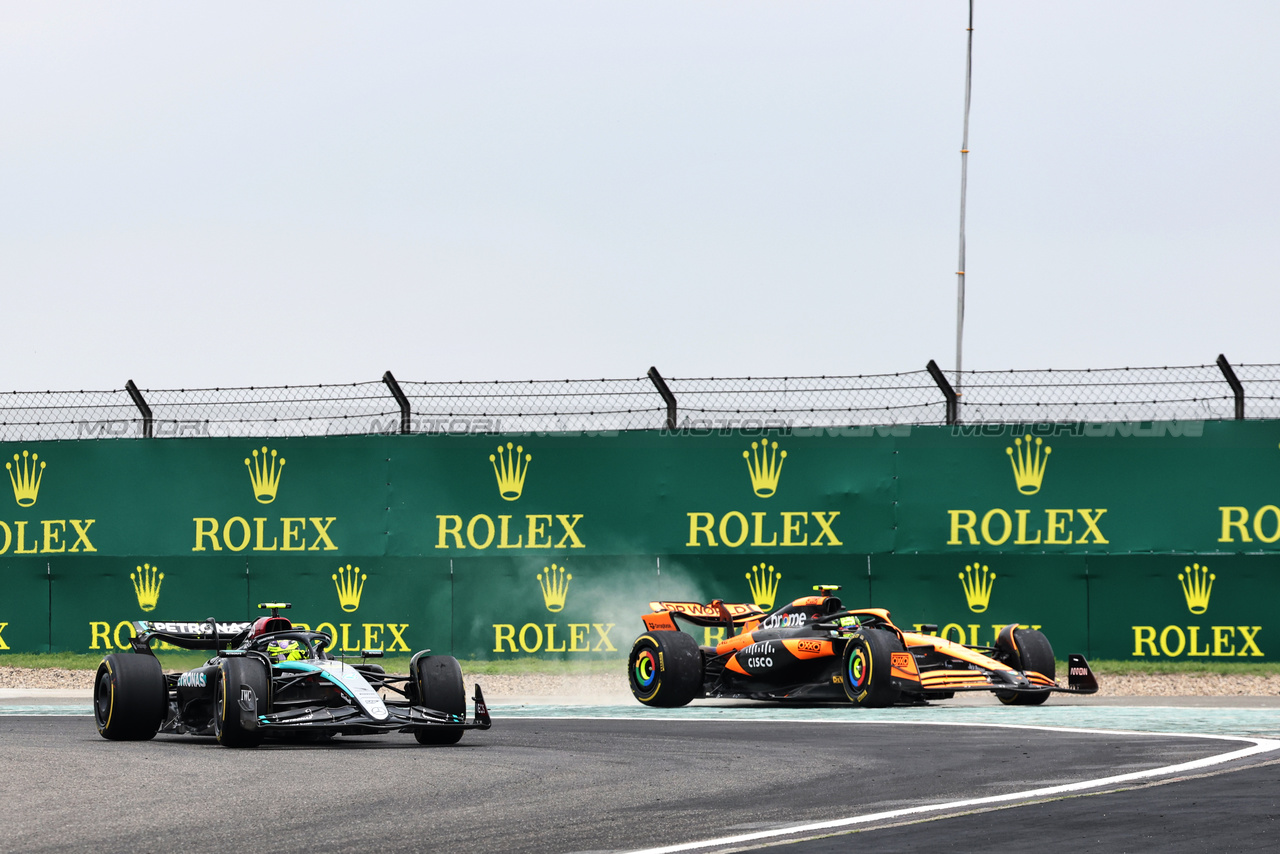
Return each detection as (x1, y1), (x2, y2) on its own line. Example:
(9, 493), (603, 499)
(628, 631), (703, 707)
(842, 629), (904, 708)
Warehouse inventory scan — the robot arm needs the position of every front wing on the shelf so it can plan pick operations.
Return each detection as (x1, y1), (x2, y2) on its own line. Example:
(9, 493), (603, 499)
(901, 653), (1099, 696)
(235, 684), (493, 737)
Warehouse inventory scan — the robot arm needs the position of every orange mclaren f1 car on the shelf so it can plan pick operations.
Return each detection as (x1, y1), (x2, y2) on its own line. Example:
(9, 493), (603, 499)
(628, 585), (1098, 707)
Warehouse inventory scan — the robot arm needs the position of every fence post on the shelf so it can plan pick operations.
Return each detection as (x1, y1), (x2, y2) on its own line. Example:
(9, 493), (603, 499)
(926, 360), (958, 425)
(1216, 354), (1245, 420)
(382, 371), (411, 434)
(647, 366), (678, 431)
(125, 380), (153, 439)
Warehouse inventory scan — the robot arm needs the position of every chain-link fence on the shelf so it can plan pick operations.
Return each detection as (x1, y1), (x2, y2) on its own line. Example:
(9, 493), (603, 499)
(1, 360), (1276, 440)
(956, 365), (1257, 424)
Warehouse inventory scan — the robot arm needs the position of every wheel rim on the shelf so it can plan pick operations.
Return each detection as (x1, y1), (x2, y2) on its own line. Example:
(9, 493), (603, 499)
(94, 672), (112, 728)
(214, 675), (225, 736)
(632, 649), (658, 691)
(847, 645), (869, 690)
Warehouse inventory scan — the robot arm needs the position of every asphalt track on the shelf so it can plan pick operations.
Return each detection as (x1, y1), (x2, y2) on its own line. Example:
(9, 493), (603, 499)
(1, 713), (1276, 853)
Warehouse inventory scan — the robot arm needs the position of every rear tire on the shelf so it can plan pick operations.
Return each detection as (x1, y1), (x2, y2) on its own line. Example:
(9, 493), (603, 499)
(995, 626), (1055, 706)
(628, 631), (702, 707)
(94, 654), (166, 741)
(214, 657), (268, 747)
(842, 629), (904, 708)
(413, 655), (465, 745)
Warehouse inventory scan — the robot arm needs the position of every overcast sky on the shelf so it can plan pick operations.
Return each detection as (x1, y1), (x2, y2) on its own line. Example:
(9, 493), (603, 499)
(2, 2), (1276, 391)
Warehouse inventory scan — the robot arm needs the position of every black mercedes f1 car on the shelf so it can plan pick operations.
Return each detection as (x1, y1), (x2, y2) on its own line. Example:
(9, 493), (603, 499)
(94, 603), (490, 747)
(629, 585), (1099, 708)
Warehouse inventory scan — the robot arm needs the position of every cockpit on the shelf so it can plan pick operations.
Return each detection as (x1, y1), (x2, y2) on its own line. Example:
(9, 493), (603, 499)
(247, 631), (333, 662)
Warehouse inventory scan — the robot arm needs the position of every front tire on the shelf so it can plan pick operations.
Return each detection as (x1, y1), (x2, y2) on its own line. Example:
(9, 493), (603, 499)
(995, 626), (1055, 706)
(94, 654), (166, 740)
(412, 655), (465, 745)
(214, 657), (269, 747)
(842, 629), (904, 708)
(628, 631), (702, 707)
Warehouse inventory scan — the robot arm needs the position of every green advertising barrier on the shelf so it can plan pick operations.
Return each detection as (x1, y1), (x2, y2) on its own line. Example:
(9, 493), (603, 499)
(0, 438), (388, 558)
(245, 556), (453, 658)
(893, 420), (1280, 555)
(4, 422), (1279, 559)
(2, 419), (1280, 659)
(452, 555), (658, 659)
(0, 559), (50, 653)
(866, 555), (1089, 656)
(1086, 555), (1272, 662)
(389, 431), (897, 557)
(50, 556), (250, 654)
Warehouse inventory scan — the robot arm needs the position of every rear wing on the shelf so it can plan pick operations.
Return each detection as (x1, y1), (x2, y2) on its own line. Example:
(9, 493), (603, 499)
(132, 619), (253, 652)
(647, 600), (766, 630)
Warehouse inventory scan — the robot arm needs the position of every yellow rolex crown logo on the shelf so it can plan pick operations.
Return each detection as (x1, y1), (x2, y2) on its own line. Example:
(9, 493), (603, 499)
(333, 564), (366, 613)
(245, 447), (285, 504)
(537, 563), (571, 612)
(743, 440), (787, 498)
(959, 563), (996, 613)
(745, 563), (782, 610)
(7, 450), (46, 507)
(1178, 563), (1214, 615)
(1006, 436), (1051, 495)
(490, 443), (531, 501)
(131, 563), (164, 612)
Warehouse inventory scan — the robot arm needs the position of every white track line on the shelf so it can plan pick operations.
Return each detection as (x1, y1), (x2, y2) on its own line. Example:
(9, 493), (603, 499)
(525, 717), (1280, 854)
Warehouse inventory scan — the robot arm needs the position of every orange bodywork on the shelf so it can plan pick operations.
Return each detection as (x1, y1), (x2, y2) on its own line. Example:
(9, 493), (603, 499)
(717, 632), (759, 654)
(1025, 670), (1056, 688)
(641, 611), (679, 632)
(632, 596), (1090, 704)
(650, 601), (765, 622)
(898, 627), (1017, 692)
(900, 631), (1013, 670)
(889, 651), (919, 682)
(782, 639), (833, 660)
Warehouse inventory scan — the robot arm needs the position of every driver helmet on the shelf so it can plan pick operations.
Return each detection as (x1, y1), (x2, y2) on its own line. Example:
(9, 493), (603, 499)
(267, 639), (305, 662)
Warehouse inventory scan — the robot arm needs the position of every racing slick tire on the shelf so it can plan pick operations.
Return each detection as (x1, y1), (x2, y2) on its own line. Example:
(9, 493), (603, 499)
(842, 629), (904, 708)
(94, 654), (167, 741)
(628, 631), (702, 708)
(214, 657), (269, 747)
(995, 626), (1055, 706)
(412, 655), (465, 745)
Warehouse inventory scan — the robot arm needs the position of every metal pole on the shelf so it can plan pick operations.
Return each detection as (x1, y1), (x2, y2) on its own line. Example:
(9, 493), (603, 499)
(382, 371), (411, 434)
(926, 360), (959, 426)
(955, 0), (974, 396)
(1216, 354), (1245, 420)
(647, 366), (678, 431)
(125, 379), (153, 439)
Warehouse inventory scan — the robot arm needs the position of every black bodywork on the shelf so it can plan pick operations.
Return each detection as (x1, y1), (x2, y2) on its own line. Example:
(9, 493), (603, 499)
(95, 611), (490, 746)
